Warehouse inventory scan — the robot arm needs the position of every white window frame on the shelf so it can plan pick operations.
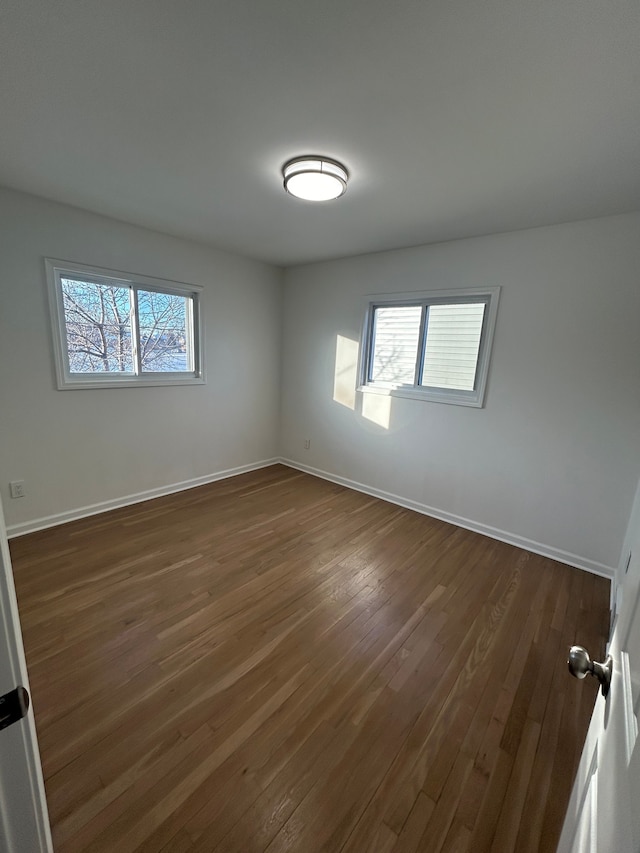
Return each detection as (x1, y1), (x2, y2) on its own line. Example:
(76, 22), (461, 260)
(358, 286), (500, 408)
(46, 259), (205, 389)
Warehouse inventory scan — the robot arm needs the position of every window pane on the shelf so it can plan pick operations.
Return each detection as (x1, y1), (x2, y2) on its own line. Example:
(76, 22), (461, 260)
(421, 302), (485, 390)
(370, 305), (422, 384)
(61, 278), (134, 373)
(137, 290), (193, 373)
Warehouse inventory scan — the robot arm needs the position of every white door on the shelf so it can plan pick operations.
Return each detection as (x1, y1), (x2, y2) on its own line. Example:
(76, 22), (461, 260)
(0, 496), (52, 853)
(558, 480), (640, 853)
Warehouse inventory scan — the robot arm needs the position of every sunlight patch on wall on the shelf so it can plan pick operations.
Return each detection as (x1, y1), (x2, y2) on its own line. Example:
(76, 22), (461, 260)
(361, 391), (391, 430)
(333, 335), (359, 409)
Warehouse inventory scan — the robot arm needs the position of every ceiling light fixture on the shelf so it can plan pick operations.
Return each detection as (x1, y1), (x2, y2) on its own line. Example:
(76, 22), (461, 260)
(282, 156), (348, 201)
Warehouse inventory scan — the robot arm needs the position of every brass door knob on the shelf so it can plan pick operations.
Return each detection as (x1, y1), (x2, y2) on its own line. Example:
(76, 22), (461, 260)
(568, 645), (612, 697)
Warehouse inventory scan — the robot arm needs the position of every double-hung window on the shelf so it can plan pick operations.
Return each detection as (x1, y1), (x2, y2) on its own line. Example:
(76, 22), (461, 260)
(46, 260), (204, 389)
(360, 287), (500, 407)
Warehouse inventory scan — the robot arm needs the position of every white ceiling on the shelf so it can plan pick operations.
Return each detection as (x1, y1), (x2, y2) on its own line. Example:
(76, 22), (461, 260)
(0, 0), (638, 266)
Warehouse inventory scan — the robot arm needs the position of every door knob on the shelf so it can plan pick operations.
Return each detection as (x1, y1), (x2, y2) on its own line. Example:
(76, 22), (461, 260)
(567, 646), (612, 697)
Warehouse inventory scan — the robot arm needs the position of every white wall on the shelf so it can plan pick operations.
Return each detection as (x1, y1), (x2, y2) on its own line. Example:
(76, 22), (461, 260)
(0, 188), (282, 532)
(2, 189), (638, 575)
(280, 214), (640, 575)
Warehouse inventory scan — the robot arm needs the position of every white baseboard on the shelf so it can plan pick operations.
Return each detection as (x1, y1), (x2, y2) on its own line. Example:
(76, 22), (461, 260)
(6, 458), (280, 538)
(7, 455), (616, 586)
(280, 458), (616, 582)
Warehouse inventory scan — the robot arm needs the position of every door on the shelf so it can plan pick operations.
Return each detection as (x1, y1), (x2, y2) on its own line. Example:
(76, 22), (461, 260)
(558, 480), (640, 853)
(0, 495), (52, 853)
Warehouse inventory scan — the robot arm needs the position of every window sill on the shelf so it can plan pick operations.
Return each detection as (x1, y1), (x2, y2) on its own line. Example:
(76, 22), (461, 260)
(57, 375), (206, 390)
(357, 384), (484, 408)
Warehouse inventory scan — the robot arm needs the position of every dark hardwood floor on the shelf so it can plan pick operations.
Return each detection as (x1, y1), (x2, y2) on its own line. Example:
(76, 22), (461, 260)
(9, 465), (610, 852)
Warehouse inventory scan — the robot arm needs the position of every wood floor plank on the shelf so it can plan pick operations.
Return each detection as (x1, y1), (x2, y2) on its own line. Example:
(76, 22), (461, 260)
(490, 717), (542, 852)
(9, 464), (610, 852)
(416, 752), (474, 853)
(388, 792), (436, 853)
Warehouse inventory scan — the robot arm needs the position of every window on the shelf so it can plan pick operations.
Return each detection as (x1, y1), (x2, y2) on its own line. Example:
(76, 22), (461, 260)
(360, 288), (500, 407)
(46, 260), (204, 389)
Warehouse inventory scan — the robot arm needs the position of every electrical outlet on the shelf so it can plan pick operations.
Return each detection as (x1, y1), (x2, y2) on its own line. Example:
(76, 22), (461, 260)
(9, 481), (25, 499)
(304, 439), (311, 450)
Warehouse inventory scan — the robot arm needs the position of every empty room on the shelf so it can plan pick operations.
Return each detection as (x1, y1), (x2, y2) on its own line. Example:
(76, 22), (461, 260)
(0, 1), (639, 852)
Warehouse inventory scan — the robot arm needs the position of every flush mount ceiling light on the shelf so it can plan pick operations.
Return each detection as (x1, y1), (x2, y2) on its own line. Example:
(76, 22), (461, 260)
(282, 156), (348, 201)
